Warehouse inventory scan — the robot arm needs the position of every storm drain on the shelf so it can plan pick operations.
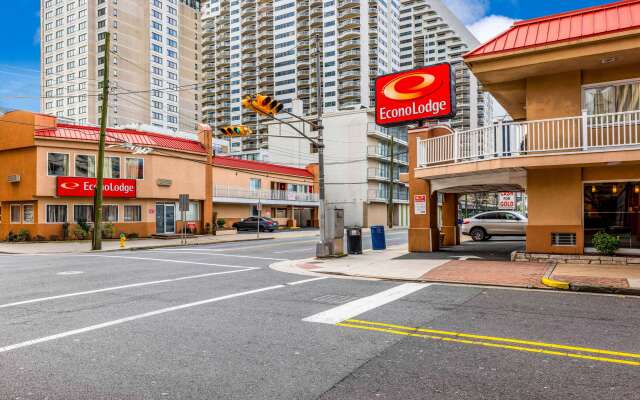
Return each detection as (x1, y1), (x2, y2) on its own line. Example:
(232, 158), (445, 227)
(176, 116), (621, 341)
(312, 294), (359, 305)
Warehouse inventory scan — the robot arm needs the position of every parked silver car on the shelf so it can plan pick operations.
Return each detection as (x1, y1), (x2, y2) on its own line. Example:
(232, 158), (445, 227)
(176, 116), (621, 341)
(461, 211), (528, 241)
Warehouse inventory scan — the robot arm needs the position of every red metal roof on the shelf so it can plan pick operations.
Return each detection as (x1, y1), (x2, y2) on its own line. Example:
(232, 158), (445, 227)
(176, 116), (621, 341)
(34, 123), (314, 178)
(35, 123), (207, 153)
(465, 0), (640, 59)
(213, 156), (314, 178)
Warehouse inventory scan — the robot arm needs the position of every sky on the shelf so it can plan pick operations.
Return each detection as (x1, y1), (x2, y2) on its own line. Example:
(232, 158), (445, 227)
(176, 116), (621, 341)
(0, 0), (612, 113)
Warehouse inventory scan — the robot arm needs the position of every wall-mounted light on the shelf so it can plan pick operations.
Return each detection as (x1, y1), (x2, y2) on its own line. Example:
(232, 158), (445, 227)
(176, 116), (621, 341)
(591, 185), (597, 193)
(612, 184), (618, 194)
(601, 56), (617, 64)
(635, 185), (639, 194)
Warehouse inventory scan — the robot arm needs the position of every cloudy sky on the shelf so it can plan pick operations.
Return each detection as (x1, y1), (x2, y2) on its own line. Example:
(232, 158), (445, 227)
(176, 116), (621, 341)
(0, 0), (607, 112)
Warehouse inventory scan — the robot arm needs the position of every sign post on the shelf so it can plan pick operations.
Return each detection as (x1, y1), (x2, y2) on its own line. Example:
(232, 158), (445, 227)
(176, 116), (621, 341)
(179, 194), (189, 245)
(256, 200), (262, 239)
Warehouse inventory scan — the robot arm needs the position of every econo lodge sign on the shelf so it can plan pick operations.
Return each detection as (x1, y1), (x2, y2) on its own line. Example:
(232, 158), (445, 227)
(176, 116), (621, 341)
(375, 63), (456, 126)
(57, 177), (137, 198)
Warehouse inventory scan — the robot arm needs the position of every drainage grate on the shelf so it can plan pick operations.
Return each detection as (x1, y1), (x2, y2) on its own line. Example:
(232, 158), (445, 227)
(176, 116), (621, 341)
(312, 294), (359, 305)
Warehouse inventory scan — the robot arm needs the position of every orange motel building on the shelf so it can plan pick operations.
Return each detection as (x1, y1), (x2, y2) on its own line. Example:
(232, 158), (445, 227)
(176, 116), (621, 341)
(0, 111), (318, 240)
(407, 0), (640, 255)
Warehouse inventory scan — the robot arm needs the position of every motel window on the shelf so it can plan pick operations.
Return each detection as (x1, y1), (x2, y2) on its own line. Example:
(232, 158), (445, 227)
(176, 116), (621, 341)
(249, 178), (261, 191)
(23, 205), (34, 224)
(105, 157), (120, 179)
(48, 153), (69, 176)
(185, 201), (200, 221)
(584, 80), (640, 115)
(10, 205), (21, 224)
(124, 205), (142, 222)
(75, 154), (96, 177)
(46, 205), (67, 223)
(102, 205), (118, 222)
(125, 158), (144, 179)
(74, 205), (94, 223)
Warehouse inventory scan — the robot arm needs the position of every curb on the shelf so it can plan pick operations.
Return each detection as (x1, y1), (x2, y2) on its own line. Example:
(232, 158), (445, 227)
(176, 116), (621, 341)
(541, 262), (570, 290)
(0, 236), (275, 255)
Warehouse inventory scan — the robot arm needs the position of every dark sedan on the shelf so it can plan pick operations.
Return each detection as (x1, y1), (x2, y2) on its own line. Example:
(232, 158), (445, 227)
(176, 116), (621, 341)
(232, 217), (279, 232)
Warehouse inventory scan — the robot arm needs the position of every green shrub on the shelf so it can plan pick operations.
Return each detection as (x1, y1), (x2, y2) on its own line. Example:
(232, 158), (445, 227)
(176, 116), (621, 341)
(217, 218), (226, 228)
(592, 231), (620, 256)
(7, 231), (16, 242)
(16, 229), (31, 242)
(74, 227), (88, 240)
(101, 222), (115, 239)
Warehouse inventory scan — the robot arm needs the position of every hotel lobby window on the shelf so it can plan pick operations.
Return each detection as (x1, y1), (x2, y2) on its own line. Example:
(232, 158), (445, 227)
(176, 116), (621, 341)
(584, 182), (640, 249)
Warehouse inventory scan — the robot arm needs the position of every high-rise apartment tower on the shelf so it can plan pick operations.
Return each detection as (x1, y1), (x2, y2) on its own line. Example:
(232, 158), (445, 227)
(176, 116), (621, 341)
(40, 0), (201, 132)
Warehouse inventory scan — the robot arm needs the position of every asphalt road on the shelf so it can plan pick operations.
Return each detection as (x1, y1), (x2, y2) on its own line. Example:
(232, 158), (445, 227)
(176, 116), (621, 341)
(1, 230), (639, 400)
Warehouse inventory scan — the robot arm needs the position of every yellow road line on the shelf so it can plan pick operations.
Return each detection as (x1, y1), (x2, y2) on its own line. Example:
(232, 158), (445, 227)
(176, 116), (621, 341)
(346, 319), (640, 360)
(336, 321), (640, 367)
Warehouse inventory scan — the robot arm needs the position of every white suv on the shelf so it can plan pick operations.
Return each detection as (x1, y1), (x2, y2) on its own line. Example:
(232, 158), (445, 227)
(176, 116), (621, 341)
(461, 211), (528, 241)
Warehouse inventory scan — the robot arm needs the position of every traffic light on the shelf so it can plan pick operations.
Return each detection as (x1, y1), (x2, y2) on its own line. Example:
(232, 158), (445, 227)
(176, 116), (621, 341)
(219, 125), (253, 137)
(242, 94), (283, 116)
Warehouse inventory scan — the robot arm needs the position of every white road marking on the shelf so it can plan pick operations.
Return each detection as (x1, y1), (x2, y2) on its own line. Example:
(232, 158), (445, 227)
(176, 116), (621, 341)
(56, 271), (84, 276)
(302, 283), (429, 325)
(146, 250), (287, 261)
(0, 268), (256, 309)
(79, 255), (258, 270)
(272, 248), (314, 254)
(169, 239), (320, 252)
(0, 278), (326, 353)
(286, 277), (329, 286)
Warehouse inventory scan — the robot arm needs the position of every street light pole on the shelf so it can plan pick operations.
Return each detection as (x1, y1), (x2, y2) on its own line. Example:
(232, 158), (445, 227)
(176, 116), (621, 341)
(92, 31), (111, 251)
(314, 33), (328, 257)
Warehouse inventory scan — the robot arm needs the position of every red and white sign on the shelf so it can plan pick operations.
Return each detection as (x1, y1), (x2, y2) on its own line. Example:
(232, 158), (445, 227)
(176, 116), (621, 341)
(414, 194), (427, 215)
(498, 192), (516, 210)
(375, 63), (456, 126)
(57, 177), (137, 198)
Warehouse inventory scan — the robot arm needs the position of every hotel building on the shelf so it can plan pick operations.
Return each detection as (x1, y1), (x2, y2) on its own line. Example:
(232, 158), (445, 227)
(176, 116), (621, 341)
(406, 0), (640, 255)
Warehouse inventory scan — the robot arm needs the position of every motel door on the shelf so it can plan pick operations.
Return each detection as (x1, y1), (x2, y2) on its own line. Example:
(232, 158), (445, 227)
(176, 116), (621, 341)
(156, 203), (176, 234)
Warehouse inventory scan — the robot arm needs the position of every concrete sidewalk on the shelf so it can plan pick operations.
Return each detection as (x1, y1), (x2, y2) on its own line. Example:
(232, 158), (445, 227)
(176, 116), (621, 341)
(0, 230), (320, 254)
(271, 244), (640, 294)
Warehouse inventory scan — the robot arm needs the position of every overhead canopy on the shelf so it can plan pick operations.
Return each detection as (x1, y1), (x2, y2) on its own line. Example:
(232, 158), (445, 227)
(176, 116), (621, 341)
(430, 169), (527, 194)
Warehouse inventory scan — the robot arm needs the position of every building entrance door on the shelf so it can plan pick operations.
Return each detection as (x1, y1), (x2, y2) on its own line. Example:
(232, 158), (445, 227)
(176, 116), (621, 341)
(156, 203), (176, 234)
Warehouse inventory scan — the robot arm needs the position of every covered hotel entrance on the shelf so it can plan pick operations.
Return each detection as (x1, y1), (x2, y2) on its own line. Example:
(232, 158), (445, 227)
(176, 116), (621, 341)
(584, 181), (640, 252)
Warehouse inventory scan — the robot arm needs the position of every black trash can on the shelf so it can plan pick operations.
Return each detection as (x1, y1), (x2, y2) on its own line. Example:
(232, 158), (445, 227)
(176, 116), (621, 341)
(346, 226), (362, 255)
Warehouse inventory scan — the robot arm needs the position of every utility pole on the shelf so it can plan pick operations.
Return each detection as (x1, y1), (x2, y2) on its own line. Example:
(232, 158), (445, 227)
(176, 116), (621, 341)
(314, 33), (329, 257)
(387, 134), (395, 229)
(92, 31), (110, 251)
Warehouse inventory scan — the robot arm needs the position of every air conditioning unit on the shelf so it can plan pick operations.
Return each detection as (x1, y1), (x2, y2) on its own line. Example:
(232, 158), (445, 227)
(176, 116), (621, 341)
(7, 175), (21, 183)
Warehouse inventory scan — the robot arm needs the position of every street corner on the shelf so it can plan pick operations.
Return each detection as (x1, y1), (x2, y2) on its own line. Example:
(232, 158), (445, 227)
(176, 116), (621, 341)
(269, 257), (329, 278)
(545, 262), (640, 296)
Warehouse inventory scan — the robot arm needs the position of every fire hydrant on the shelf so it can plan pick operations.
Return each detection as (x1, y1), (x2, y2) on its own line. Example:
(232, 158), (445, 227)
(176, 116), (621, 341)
(119, 233), (127, 249)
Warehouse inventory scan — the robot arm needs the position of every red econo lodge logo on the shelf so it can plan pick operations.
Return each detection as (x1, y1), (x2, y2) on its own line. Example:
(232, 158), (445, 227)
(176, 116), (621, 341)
(57, 176), (137, 198)
(375, 64), (456, 126)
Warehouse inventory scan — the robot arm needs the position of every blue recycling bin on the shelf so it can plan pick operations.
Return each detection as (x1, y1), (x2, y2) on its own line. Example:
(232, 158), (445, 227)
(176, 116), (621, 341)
(370, 225), (386, 250)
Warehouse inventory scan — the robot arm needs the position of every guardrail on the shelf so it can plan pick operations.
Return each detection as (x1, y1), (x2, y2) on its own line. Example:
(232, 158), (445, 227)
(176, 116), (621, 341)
(214, 185), (319, 203)
(418, 109), (640, 167)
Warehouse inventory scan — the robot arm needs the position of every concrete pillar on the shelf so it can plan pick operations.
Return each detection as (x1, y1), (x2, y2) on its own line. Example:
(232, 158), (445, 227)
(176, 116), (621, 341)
(441, 193), (459, 246)
(408, 127), (441, 252)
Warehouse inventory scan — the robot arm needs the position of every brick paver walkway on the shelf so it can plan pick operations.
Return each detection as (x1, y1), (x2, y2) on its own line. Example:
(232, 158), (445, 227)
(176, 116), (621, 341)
(420, 260), (549, 288)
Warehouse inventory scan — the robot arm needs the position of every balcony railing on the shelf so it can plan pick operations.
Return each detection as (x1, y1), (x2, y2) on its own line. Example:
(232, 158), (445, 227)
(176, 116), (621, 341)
(214, 185), (319, 203)
(367, 189), (409, 202)
(418, 110), (640, 167)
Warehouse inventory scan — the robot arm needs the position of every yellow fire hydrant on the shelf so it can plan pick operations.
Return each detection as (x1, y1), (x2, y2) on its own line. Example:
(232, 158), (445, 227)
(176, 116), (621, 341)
(119, 233), (127, 249)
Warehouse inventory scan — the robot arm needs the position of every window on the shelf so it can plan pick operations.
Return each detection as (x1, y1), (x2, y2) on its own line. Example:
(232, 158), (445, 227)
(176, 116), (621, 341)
(185, 201), (199, 221)
(74, 205), (94, 223)
(10, 205), (21, 224)
(75, 154), (96, 177)
(249, 178), (261, 191)
(23, 204), (34, 224)
(584, 80), (640, 115)
(104, 157), (120, 179)
(48, 153), (69, 176)
(124, 205), (142, 222)
(125, 158), (144, 179)
(46, 204), (67, 223)
(102, 205), (118, 222)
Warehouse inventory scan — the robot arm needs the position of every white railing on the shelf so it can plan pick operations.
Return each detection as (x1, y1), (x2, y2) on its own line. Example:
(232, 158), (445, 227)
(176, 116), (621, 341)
(418, 110), (640, 167)
(214, 185), (319, 203)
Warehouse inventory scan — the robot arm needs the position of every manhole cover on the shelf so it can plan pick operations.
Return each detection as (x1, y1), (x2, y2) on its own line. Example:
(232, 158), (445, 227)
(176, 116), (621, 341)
(312, 294), (359, 305)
